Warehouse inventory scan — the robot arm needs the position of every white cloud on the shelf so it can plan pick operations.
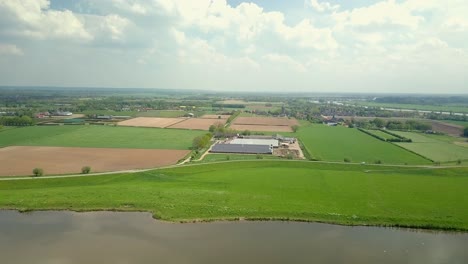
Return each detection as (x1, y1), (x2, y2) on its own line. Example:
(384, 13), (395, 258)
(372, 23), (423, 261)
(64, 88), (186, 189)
(307, 0), (340, 13)
(100, 14), (131, 40)
(0, 0), (93, 41)
(263, 53), (307, 72)
(0, 44), (23, 55)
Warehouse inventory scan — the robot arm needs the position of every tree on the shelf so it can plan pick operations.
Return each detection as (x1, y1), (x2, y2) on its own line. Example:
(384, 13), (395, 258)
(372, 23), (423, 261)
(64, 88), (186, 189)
(32, 168), (43, 177)
(192, 134), (211, 150)
(291, 125), (299, 133)
(372, 118), (385, 128)
(464, 126), (468, 137)
(81, 166), (91, 174)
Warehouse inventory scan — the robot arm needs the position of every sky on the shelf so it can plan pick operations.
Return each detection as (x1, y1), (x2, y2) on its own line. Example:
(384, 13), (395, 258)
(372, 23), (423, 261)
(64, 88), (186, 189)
(0, 0), (467, 93)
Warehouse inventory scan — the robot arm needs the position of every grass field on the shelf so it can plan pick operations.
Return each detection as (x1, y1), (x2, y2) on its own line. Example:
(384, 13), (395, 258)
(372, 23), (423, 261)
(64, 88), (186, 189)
(352, 101), (468, 114)
(0, 125), (205, 150)
(296, 124), (430, 164)
(441, 120), (468, 127)
(363, 129), (398, 140)
(1, 161), (467, 230)
(200, 154), (282, 163)
(390, 131), (468, 162)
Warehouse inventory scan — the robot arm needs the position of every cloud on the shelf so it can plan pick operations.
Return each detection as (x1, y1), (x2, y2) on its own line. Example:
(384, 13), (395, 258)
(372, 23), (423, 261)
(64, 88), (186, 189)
(0, 0), (93, 41)
(0, 44), (23, 55)
(307, 0), (340, 13)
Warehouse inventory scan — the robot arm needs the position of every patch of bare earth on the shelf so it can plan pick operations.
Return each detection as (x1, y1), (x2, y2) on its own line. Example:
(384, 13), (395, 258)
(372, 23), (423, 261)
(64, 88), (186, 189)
(118, 117), (185, 128)
(230, 117), (299, 132)
(168, 118), (226, 130)
(200, 115), (231, 119)
(431, 121), (463, 137)
(0, 146), (189, 176)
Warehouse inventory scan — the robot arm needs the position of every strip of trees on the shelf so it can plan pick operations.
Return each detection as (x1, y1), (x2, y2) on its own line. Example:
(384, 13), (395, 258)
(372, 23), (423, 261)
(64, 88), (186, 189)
(0, 116), (34, 126)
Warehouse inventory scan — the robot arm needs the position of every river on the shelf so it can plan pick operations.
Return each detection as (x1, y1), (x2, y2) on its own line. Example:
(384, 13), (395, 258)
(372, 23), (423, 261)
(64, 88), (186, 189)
(0, 211), (467, 264)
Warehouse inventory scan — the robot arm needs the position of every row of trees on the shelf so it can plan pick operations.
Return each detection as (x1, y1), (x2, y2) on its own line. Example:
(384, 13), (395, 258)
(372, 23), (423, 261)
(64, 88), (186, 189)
(0, 116), (34, 126)
(351, 118), (431, 131)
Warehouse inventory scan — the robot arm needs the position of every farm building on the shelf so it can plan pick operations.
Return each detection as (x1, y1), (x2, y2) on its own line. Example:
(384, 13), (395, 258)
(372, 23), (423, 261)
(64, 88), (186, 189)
(230, 138), (279, 147)
(211, 144), (273, 154)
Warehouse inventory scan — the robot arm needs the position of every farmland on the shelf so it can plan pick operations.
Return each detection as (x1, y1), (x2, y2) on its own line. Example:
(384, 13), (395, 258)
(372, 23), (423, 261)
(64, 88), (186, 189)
(390, 131), (468, 162)
(296, 124), (430, 164)
(361, 129), (398, 141)
(0, 125), (204, 150)
(118, 117), (185, 128)
(230, 116), (299, 132)
(1, 161), (467, 230)
(0, 146), (189, 176)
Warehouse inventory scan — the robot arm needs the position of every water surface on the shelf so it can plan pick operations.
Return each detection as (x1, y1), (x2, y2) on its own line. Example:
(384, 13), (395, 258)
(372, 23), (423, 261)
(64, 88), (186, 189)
(0, 211), (467, 264)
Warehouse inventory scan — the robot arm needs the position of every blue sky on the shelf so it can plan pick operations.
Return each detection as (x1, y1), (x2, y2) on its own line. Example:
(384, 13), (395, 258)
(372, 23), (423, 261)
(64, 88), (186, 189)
(0, 0), (467, 93)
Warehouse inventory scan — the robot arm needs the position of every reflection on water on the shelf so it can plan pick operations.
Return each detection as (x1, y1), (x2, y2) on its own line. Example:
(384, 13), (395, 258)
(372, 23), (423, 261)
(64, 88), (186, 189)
(0, 211), (467, 264)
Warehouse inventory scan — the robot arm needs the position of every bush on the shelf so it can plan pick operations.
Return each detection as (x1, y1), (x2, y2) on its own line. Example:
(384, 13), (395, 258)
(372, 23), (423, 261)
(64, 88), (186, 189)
(374, 160), (382, 164)
(456, 159), (462, 165)
(344, 158), (351, 163)
(226, 155), (231, 160)
(256, 154), (263, 159)
(32, 168), (43, 177)
(81, 166), (91, 174)
(286, 154), (294, 160)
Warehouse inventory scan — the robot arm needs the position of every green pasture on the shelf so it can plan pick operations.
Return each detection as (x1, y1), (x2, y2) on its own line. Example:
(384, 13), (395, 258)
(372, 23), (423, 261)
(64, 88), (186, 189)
(363, 129), (398, 140)
(390, 131), (468, 162)
(1, 161), (467, 230)
(352, 101), (468, 114)
(0, 125), (204, 150)
(200, 154), (282, 163)
(296, 124), (430, 164)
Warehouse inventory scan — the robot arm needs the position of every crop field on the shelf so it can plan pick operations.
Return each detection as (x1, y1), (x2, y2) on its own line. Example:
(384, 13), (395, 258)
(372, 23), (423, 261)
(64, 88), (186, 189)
(168, 118), (227, 130)
(390, 131), (468, 162)
(0, 146), (188, 176)
(230, 116), (299, 132)
(200, 114), (231, 119)
(430, 121), (464, 137)
(118, 117), (185, 128)
(136, 110), (191, 118)
(296, 124), (430, 164)
(1, 161), (467, 230)
(0, 125), (204, 150)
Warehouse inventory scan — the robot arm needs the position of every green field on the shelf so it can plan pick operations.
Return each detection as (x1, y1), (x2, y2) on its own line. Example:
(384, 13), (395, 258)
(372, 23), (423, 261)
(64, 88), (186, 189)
(352, 101), (468, 114)
(390, 131), (468, 162)
(1, 161), (467, 230)
(0, 125), (205, 150)
(440, 120), (468, 127)
(200, 154), (282, 162)
(363, 129), (399, 140)
(296, 124), (430, 164)
(80, 110), (138, 117)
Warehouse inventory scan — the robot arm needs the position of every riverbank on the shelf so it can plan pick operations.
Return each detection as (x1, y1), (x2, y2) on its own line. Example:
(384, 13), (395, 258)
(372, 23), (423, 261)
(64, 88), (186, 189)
(1, 161), (467, 231)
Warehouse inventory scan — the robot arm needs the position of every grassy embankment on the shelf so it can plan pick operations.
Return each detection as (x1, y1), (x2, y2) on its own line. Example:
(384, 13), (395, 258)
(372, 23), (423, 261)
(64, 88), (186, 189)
(295, 123), (431, 165)
(0, 125), (205, 150)
(390, 131), (468, 163)
(0, 161), (467, 230)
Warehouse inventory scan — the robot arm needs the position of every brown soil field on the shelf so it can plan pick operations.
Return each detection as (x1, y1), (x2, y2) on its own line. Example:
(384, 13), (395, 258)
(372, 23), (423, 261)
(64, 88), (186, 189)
(0, 146), (189, 176)
(168, 118), (226, 130)
(230, 124), (294, 132)
(118, 117), (185, 128)
(431, 121), (463, 137)
(200, 115), (231, 119)
(233, 117), (299, 126)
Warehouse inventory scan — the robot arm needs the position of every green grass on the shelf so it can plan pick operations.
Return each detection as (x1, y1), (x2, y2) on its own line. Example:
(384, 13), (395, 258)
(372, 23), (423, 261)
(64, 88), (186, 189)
(390, 131), (468, 162)
(352, 101), (468, 114)
(1, 161), (467, 230)
(0, 125), (205, 150)
(200, 154), (283, 163)
(296, 123), (430, 164)
(363, 129), (398, 140)
(440, 120), (468, 127)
